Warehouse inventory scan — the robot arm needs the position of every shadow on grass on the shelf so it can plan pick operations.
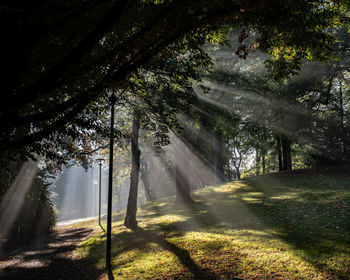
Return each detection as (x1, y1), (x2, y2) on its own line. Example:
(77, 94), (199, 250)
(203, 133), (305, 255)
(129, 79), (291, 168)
(0, 227), (104, 280)
(83, 221), (245, 280)
(137, 172), (350, 278)
(133, 226), (221, 280)
(81, 169), (350, 279)
(141, 191), (265, 235)
(235, 171), (350, 279)
(87, 227), (220, 278)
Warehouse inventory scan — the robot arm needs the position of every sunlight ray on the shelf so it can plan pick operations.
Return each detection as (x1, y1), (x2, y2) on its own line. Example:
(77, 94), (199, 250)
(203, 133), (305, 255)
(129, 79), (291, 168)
(197, 85), (317, 143)
(0, 160), (38, 244)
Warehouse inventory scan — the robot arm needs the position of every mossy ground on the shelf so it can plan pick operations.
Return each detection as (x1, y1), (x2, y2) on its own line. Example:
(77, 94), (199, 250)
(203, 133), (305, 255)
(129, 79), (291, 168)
(74, 168), (350, 279)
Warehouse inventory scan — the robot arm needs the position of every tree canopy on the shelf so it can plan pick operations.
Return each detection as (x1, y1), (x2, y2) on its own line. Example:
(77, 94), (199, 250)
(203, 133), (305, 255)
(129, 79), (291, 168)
(1, 0), (349, 166)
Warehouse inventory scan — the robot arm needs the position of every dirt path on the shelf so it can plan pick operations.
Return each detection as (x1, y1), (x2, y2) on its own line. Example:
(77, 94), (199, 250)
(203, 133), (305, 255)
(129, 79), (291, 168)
(0, 227), (103, 280)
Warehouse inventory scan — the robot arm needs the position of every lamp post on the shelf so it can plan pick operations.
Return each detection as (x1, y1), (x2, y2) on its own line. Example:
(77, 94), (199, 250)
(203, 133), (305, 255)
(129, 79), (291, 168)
(96, 158), (105, 229)
(93, 180), (98, 218)
(106, 90), (117, 280)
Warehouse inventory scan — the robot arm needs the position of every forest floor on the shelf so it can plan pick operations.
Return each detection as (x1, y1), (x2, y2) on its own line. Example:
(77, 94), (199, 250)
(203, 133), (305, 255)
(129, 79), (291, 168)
(2, 166), (350, 280)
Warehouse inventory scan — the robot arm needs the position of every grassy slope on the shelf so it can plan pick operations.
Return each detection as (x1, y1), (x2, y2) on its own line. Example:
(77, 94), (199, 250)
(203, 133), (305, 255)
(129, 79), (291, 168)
(76, 168), (350, 280)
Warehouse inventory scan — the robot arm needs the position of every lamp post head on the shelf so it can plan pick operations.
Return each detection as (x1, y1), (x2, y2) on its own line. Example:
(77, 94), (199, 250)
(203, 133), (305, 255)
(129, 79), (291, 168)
(96, 158), (105, 165)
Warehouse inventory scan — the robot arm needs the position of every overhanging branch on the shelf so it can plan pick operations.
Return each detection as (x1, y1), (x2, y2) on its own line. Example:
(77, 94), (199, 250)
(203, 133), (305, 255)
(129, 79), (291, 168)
(3, 0), (129, 112)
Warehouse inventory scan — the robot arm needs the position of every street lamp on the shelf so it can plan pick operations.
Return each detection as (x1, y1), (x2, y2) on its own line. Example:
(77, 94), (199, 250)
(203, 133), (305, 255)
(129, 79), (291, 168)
(106, 90), (118, 280)
(96, 158), (105, 230)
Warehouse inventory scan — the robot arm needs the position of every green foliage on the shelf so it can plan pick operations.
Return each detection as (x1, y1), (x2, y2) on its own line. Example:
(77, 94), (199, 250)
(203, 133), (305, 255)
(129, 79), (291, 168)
(1, 0), (349, 167)
(256, 1), (349, 82)
(203, 24), (350, 173)
(127, 35), (212, 147)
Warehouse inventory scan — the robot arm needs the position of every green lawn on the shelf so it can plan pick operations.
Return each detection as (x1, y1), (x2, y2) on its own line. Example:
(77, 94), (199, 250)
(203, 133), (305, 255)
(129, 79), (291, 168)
(76, 168), (350, 280)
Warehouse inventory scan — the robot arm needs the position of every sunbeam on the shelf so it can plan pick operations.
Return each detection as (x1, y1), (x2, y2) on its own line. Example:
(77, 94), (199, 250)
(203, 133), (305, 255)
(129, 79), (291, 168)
(195, 82), (332, 155)
(0, 160), (38, 245)
(51, 161), (108, 223)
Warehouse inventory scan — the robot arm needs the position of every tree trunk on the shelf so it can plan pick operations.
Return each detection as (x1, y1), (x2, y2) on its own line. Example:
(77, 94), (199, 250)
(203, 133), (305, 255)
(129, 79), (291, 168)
(175, 142), (192, 204)
(255, 148), (260, 176)
(213, 129), (224, 184)
(124, 110), (140, 229)
(339, 84), (347, 155)
(281, 136), (292, 170)
(235, 167), (241, 180)
(276, 135), (283, 171)
(116, 183), (121, 211)
(140, 161), (155, 202)
(262, 154), (266, 175)
(288, 147), (292, 170)
(227, 152), (233, 181)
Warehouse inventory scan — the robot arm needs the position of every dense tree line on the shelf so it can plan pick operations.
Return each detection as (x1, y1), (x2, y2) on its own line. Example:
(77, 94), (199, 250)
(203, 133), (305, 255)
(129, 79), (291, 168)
(200, 27), (350, 179)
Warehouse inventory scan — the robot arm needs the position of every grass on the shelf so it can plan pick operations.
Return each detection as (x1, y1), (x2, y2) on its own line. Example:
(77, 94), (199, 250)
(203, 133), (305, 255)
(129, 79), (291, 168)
(74, 168), (350, 280)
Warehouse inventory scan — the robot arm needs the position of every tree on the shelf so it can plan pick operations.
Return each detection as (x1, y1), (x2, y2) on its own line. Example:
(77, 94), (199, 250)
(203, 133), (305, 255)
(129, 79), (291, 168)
(216, 27), (350, 172)
(124, 109), (140, 229)
(295, 30), (350, 165)
(213, 128), (225, 183)
(139, 160), (155, 202)
(1, 0), (347, 166)
(121, 33), (212, 223)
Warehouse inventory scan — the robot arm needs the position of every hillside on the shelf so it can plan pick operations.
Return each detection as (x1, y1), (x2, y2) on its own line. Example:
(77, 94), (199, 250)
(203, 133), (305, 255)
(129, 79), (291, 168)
(76, 168), (350, 280)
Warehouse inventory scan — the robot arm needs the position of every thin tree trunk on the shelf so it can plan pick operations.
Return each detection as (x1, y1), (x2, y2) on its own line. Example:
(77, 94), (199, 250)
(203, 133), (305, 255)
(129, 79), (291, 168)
(262, 154), (266, 175)
(235, 167), (241, 180)
(213, 129), (224, 184)
(140, 161), (155, 202)
(288, 146), (292, 170)
(227, 150), (233, 181)
(124, 110), (141, 229)
(281, 136), (292, 170)
(232, 147), (242, 180)
(116, 184), (121, 211)
(276, 135), (283, 171)
(339, 84), (347, 155)
(255, 148), (260, 176)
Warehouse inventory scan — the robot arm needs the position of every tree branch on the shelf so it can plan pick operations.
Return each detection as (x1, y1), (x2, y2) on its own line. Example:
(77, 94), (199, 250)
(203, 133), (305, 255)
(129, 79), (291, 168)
(3, 0), (129, 112)
(2, 5), (238, 148)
